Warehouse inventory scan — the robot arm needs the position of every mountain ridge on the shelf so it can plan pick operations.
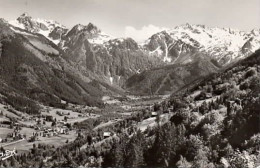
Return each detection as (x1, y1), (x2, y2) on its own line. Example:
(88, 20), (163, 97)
(143, 23), (260, 65)
(8, 13), (260, 69)
(0, 18), (127, 113)
(5, 13), (260, 97)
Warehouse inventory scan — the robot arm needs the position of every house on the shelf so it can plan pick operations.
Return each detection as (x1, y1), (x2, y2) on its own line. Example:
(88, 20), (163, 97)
(103, 132), (111, 138)
(14, 123), (21, 127)
(60, 128), (65, 134)
(151, 112), (158, 117)
(43, 130), (53, 137)
(205, 93), (213, 98)
(45, 115), (53, 122)
(55, 126), (69, 134)
(62, 126), (69, 134)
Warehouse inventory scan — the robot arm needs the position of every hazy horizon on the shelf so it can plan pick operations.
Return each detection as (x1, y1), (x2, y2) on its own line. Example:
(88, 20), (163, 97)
(0, 0), (260, 42)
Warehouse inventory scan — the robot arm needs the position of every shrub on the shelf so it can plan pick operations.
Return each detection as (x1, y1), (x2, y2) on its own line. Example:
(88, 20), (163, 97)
(244, 68), (257, 79)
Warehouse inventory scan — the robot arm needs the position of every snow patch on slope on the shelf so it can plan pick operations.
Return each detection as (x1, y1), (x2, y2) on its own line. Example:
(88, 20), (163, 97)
(89, 32), (114, 45)
(10, 27), (35, 36)
(9, 20), (25, 29)
(110, 77), (113, 84)
(163, 40), (172, 62)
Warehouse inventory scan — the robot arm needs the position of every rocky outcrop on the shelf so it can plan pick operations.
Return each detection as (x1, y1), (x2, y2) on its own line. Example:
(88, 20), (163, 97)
(16, 13), (49, 32)
(9, 13), (67, 44)
(61, 24), (164, 86)
(49, 26), (68, 40)
(8, 14), (260, 95)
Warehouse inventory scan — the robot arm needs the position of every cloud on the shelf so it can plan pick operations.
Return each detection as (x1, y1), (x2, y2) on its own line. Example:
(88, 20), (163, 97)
(124, 24), (166, 43)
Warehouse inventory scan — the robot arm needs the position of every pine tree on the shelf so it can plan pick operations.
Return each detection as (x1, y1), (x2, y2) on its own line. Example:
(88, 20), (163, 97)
(192, 148), (210, 168)
(185, 135), (204, 161)
(124, 130), (145, 167)
(176, 155), (191, 168)
(109, 135), (127, 167)
(152, 123), (176, 167)
(10, 156), (19, 167)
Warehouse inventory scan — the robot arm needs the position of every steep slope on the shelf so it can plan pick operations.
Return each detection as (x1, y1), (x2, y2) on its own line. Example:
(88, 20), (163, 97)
(100, 50), (260, 168)
(7, 13), (164, 98)
(144, 24), (260, 65)
(0, 19), (122, 113)
(160, 49), (260, 167)
(61, 24), (164, 86)
(8, 13), (260, 97)
(124, 53), (220, 95)
(36, 50), (260, 168)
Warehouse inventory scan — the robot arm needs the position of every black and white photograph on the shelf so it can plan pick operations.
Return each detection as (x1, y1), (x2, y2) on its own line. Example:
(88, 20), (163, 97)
(0, 0), (260, 167)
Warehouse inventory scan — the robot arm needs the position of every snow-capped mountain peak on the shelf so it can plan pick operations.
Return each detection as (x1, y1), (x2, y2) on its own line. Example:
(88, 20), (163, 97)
(144, 24), (260, 65)
(86, 22), (100, 33)
(19, 12), (29, 18)
(8, 14), (260, 66)
(9, 13), (67, 44)
(64, 22), (113, 46)
(67, 23), (100, 36)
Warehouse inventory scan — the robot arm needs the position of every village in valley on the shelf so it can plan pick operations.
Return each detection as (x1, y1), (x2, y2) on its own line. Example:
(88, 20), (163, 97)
(1, 0), (260, 166)
(0, 95), (173, 158)
(0, 101), (97, 154)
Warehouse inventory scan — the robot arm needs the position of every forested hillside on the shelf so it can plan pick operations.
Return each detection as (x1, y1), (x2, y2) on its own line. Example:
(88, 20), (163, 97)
(125, 53), (220, 95)
(3, 48), (259, 167)
(0, 19), (124, 114)
(1, 2), (260, 168)
(116, 50), (260, 168)
(102, 49), (260, 167)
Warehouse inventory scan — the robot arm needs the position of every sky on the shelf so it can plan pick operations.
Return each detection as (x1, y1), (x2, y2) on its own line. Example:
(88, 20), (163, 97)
(0, 0), (260, 42)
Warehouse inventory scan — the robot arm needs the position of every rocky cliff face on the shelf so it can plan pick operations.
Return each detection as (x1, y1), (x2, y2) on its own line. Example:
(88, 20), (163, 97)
(0, 19), (126, 110)
(10, 14), (260, 69)
(9, 13), (68, 44)
(144, 24), (260, 65)
(16, 13), (49, 32)
(49, 26), (68, 41)
(60, 24), (164, 86)
(7, 13), (260, 95)
(8, 14), (165, 86)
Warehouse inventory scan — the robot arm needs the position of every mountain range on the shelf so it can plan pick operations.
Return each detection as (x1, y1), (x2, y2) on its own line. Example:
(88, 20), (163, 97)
(9, 13), (260, 65)
(0, 13), (259, 111)
(143, 24), (260, 65)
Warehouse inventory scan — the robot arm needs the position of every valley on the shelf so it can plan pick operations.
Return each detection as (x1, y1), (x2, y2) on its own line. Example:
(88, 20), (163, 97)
(0, 11), (260, 168)
(0, 94), (169, 154)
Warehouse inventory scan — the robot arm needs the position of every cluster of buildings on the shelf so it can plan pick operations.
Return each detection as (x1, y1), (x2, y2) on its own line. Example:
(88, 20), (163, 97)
(28, 126), (69, 142)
